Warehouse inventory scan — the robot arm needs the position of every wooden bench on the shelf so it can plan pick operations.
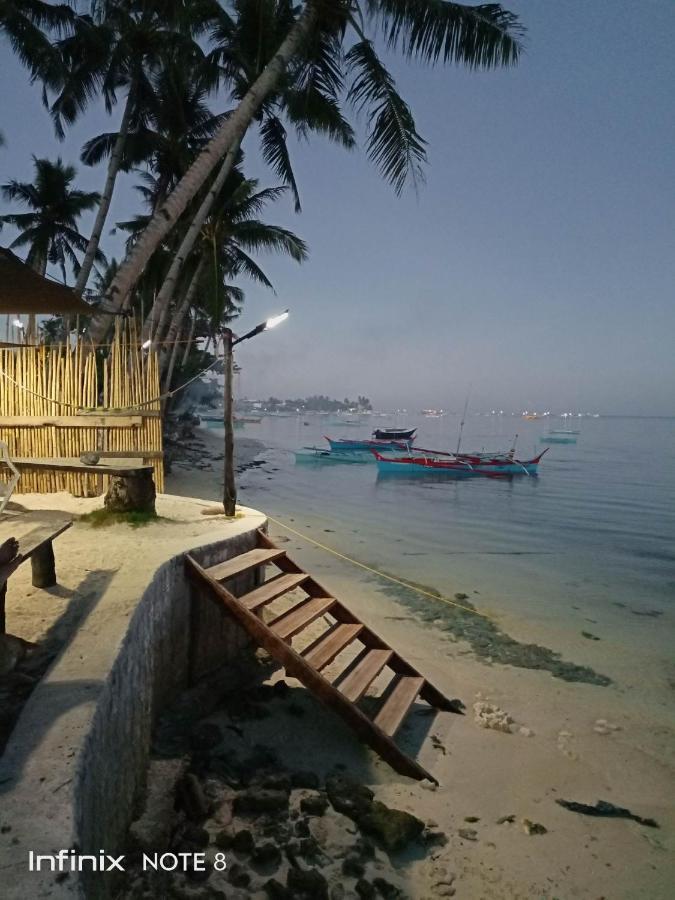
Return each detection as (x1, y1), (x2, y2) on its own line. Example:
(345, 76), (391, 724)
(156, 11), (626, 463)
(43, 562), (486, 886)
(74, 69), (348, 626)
(1, 458), (156, 514)
(0, 519), (72, 633)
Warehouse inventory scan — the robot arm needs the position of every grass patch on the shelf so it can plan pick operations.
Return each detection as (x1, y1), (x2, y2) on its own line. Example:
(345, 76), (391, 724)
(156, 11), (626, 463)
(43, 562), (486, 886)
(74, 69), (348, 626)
(79, 509), (160, 528)
(367, 569), (611, 687)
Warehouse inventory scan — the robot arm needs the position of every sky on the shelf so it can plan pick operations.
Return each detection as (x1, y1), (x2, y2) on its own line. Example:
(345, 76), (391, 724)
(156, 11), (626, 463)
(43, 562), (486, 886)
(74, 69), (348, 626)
(1, 1), (674, 415)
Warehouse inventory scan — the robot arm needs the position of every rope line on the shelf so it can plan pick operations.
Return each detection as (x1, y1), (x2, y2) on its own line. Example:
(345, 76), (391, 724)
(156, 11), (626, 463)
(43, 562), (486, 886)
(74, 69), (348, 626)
(266, 514), (492, 620)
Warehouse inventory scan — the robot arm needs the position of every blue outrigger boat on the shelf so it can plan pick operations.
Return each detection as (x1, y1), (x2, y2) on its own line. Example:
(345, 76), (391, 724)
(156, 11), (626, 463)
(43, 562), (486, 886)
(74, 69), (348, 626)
(372, 448), (548, 477)
(325, 436), (411, 453)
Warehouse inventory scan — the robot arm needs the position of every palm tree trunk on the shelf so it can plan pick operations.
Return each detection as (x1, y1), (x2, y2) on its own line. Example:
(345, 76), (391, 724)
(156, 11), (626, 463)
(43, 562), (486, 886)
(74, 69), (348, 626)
(74, 88), (134, 297)
(160, 255), (205, 386)
(143, 135), (242, 341)
(180, 309), (197, 369)
(86, 2), (318, 343)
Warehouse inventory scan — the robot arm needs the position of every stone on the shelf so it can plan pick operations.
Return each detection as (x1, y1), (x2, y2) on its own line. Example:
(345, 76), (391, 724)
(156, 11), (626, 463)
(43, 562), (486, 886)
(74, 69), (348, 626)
(253, 842), (282, 868)
(228, 862), (251, 887)
(358, 802), (425, 852)
(355, 879), (376, 899)
(496, 815), (515, 825)
(300, 793), (329, 816)
(191, 721), (223, 752)
(518, 726), (534, 737)
(522, 819), (547, 835)
(214, 828), (234, 849)
(292, 771), (320, 790)
(352, 837), (375, 860)
(472, 701), (514, 734)
(458, 828), (478, 841)
(330, 885), (345, 900)
(265, 879), (291, 899)
(325, 775), (374, 820)
(294, 819), (310, 837)
(254, 772), (292, 793)
(286, 866), (329, 900)
(373, 877), (402, 899)
(182, 824), (209, 848)
(235, 788), (290, 815)
(342, 854), (365, 878)
(232, 828), (254, 853)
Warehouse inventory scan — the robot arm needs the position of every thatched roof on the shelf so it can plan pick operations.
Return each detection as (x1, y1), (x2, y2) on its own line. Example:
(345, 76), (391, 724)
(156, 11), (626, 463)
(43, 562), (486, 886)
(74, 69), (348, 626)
(0, 247), (94, 315)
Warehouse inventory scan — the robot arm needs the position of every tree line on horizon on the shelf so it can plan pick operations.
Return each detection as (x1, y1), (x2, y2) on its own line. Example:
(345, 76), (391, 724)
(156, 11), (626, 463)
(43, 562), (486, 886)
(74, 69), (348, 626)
(0, 0), (524, 396)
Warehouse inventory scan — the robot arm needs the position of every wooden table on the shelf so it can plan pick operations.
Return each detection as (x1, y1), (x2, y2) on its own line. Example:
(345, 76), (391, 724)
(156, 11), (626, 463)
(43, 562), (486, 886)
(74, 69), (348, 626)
(2, 458), (156, 514)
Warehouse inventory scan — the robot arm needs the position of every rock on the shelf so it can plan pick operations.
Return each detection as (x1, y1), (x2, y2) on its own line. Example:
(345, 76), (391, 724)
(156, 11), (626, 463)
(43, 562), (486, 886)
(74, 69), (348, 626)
(235, 788), (290, 815)
(458, 828), (478, 841)
(253, 772), (292, 793)
(178, 772), (211, 821)
(342, 854), (365, 878)
(298, 837), (322, 862)
(300, 793), (329, 816)
(522, 819), (547, 835)
(265, 879), (291, 899)
(214, 828), (234, 849)
(129, 758), (187, 851)
(325, 775), (374, 820)
(182, 823), (209, 848)
(593, 719), (621, 735)
(228, 862), (251, 887)
(191, 721), (223, 752)
(518, 726), (534, 737)
(454, 593), (469, 601)
(273, 680), (291, 697)
(353, 837), (375, 860)
(232, 828), (255, 853)
(292, 771), (320, 790)
(496, 815), (515, 825)
(424, 829), (448, 847)
(263, 878), (291, 900)
(472, 701), (514, 734)
(330, 885), (345, 900)
(355, 879), (376, 899)
(463, 816), (480, 823)
(358, 801), (425, 852)
(253, 842), (282, 868)
(294, 818), (310, 837)
(286, 866), (329, 899)
(373, 877), (402, 898)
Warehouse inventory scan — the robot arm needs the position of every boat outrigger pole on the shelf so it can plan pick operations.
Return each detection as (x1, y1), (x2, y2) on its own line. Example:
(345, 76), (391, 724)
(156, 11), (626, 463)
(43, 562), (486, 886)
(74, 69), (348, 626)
(456, 387), (471, 456)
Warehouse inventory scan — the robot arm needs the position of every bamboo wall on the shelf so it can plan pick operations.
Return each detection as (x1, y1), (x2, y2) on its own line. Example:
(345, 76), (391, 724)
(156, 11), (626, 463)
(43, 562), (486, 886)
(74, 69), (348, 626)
(0, 323), (164, 497)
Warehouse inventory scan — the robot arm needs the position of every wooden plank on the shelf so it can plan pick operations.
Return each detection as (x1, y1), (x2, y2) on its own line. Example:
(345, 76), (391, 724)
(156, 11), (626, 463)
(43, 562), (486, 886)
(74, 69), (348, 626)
(269, 596), (335, 641)
(302, 623), (363, 670)
(185, 555), (436, 783)
(16, 520), (73, 558)
(239, 572), (309, 611)
(338, 649), (393, 702)
(204, 548), (285, 582)
(2, 458), (154, 476)
(0, 415), (145, 428)
(374, 676), (425, 737)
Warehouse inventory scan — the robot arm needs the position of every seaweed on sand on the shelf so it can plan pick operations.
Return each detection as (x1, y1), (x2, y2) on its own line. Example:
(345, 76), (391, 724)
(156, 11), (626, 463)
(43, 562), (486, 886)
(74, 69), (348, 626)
(369, 572), (611, 686)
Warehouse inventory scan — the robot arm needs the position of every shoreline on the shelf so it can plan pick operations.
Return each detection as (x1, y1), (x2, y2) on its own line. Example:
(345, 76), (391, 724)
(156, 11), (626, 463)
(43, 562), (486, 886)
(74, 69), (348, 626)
(163, 431), (675, 898)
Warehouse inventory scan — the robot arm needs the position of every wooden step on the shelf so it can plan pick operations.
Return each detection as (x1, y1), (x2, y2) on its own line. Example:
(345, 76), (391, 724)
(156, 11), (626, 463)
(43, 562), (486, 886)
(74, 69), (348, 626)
(302, 623), (363, 671)
(269, 596), (335, 641)
(204, 548), (285, 583)
(374, 676), (425, 737)
(338, 649), (393, 702)
(239, 573), (310, 611)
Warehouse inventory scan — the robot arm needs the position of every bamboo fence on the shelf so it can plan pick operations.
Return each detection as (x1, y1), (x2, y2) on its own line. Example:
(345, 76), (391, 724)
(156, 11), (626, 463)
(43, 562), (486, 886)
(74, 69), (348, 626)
(0, 319), (164, 497)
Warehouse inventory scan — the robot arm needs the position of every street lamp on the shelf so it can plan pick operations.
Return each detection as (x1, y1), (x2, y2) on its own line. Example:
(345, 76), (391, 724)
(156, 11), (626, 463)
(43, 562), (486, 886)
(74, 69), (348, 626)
(222, 310), (289, 515)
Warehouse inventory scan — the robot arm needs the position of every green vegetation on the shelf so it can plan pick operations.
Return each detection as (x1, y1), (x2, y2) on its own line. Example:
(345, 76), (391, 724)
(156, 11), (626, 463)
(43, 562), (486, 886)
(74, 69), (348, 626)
(79, 508), (160, 528)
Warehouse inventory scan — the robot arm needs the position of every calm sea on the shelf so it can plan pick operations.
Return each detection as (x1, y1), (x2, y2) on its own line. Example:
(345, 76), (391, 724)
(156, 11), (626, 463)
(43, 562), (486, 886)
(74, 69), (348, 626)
(230, 413), (675, 693)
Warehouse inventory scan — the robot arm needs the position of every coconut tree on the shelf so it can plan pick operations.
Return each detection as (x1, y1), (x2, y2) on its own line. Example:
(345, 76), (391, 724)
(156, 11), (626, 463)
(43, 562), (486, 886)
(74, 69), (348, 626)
(49, 0), (225, 298)
(0, 156), (102, 280)
(0, 0), (74, 88)
(87, 0), (524, 341)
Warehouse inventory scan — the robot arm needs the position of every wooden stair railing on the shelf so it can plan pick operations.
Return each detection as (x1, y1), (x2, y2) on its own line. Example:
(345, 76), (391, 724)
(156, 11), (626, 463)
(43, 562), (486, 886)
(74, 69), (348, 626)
(185, 529), (463, 783)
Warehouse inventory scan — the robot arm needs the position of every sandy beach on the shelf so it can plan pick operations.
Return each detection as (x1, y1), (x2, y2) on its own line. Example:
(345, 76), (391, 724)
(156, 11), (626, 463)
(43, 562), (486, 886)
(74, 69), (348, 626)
(158, 428), (675, 899)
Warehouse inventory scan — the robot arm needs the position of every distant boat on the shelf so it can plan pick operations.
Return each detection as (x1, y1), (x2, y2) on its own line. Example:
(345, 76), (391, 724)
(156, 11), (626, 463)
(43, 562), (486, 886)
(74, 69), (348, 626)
(372, 427), (417, 441)
(236, 414), (263, 424)
(294, 447), (371, 464)
(373, 448), (548, 477)
(541, 433), (576, 444)
(328, 414), (362, 427)
(549, 428), (580, 435)
(421, 409), (445, 418)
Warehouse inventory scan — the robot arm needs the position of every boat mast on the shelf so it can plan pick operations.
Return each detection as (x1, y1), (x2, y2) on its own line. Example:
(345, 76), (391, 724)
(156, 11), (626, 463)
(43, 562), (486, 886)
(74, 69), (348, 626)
(456, 387), (471, 455)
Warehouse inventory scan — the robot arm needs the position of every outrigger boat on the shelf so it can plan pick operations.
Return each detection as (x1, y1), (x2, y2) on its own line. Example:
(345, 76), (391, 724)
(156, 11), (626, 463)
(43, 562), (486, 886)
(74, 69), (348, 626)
(325, 436), (411, 453)
(372, 448), (548, 477)
(372, 427), (417, 441)
(294, 446), (372, 464)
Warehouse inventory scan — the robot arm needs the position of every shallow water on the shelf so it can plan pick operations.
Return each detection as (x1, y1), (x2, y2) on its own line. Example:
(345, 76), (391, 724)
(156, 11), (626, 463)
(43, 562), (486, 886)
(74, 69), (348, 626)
(229, 413), (674, 695)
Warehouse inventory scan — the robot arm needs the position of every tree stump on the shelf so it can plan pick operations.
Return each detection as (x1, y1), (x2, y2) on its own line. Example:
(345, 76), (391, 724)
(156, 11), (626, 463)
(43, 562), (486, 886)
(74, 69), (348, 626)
(104, 471), (156, 514)
(31, 542), (56, 588)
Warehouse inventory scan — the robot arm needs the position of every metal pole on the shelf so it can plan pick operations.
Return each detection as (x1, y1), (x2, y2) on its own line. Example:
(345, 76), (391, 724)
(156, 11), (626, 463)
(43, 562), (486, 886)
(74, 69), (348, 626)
(223, 328), (236, 515)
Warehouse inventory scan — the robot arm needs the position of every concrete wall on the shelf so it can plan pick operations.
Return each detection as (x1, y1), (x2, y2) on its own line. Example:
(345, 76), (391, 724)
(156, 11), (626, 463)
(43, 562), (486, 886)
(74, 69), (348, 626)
(0, 507), (267, 900)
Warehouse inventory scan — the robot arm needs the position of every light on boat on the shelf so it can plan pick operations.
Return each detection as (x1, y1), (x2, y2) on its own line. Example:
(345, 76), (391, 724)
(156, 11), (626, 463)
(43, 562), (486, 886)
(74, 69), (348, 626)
(265, 310), (289, 330)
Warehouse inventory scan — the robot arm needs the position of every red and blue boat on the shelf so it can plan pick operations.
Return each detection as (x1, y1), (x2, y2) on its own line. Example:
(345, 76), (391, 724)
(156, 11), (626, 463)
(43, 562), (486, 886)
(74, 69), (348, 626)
(325, 436), (412, 453)
(372, 448), (548, 477)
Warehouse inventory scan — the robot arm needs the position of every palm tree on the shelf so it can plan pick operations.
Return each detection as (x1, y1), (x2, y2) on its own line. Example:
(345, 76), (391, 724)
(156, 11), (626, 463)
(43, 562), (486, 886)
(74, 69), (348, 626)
(87, 0), (524, 341)
(160, 173), (308, 386)
(50, 0), (224, 298)
(0, 0), (74, 88)
(144, 0), (356, 343)
(0, 156), (101, 280)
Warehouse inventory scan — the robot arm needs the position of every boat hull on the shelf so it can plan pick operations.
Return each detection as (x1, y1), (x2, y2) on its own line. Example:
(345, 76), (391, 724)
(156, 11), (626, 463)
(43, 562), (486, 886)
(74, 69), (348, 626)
(372, 428), (417, 441)
(540, 435), (576, 444)
(373, 450), (547, 477)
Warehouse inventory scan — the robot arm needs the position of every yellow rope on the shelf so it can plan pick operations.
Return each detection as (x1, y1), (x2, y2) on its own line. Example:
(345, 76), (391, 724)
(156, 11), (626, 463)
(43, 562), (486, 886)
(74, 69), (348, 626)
(266, 514), (493, 621)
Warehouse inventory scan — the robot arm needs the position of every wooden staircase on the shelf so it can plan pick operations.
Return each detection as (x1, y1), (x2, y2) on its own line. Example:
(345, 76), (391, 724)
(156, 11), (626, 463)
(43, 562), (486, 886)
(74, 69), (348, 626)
(186, 530), (462, 783)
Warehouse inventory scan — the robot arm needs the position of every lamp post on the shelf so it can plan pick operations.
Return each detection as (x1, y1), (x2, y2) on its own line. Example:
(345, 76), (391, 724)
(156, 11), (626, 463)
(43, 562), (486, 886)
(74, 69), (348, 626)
(222, 310), (289, 515)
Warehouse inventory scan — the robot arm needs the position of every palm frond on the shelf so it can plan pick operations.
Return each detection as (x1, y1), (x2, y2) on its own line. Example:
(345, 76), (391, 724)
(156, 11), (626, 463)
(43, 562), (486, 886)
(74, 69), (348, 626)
(346, 39), (426, 194)
(233, 221), (308, 262)
(366, 0), (524, 67)
(260, 115), (301, 212)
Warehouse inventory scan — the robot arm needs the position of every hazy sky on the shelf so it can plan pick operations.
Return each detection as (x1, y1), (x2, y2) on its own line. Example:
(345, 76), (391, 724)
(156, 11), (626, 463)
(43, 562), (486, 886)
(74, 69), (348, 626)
(1, 1), (674, 414)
